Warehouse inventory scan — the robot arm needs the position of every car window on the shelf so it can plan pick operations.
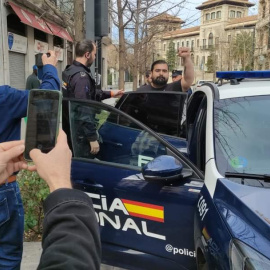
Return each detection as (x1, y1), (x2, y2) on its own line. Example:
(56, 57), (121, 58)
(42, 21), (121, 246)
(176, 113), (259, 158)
(114, 92), (187, 137)
(215, 96), (270, 178)
(69, 101), (168, 168)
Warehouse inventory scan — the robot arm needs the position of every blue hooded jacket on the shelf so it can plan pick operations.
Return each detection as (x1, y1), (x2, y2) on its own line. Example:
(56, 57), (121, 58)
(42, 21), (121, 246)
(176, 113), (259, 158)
(0, 64), (60, 143)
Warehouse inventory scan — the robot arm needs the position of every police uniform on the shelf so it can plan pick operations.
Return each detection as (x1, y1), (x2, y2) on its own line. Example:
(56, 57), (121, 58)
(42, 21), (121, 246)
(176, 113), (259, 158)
(62, 60), (111, 101)
(62, 61), (111, 158)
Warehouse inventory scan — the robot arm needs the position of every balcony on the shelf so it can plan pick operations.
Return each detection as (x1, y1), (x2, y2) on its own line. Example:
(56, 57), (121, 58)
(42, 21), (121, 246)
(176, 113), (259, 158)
(200, 45), (215, 50)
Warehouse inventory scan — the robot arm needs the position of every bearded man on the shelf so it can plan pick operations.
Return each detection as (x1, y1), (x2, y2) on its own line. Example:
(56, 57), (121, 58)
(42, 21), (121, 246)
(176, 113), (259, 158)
(137, 47), (194, 92)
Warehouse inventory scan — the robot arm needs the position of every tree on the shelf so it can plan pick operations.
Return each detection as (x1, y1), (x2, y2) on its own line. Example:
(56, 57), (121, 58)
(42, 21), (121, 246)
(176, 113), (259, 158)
(232, 31), (254, 71)
(74, 0), (85, 42)
(166, 40), (176, 70)
(110, 0), (185, 90)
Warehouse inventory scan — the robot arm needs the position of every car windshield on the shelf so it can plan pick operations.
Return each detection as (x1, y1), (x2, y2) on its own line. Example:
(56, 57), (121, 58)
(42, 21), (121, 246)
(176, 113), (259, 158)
(214, 96), (270, 178)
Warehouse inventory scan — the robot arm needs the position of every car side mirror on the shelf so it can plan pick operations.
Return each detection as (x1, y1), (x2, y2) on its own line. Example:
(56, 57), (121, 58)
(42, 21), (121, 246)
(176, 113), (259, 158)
(142, 155), (192, 184)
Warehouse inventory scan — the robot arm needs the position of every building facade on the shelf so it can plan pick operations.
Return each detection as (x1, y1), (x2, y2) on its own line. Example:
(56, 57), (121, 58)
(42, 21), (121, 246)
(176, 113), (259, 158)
(0, 0), (73, 88)
(255, 0), (270, 70)
(155, 0), (257, 81)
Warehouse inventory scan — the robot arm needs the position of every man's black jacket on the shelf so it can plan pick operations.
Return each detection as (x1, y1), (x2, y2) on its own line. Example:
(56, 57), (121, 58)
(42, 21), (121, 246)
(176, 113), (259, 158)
(37, 188), (101, 270)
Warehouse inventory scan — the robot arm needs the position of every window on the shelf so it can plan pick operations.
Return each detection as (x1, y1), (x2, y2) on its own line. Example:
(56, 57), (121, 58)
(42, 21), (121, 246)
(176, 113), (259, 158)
(211, 12), (215, 19)
(228, 35), (231, 43)
(208, 33), (214, 46)
(186, 41), (189, 47)
(53, 36), (64, 48)
(187, 95), (207, 170)
(197, 39), (199, 47)
(177, 42), (180, 49)
(216, 11), (221, 18)
(203, 39), (206, 49)
(215, 37), (219, 46)
(163, 44), (166, 51)
(230, 10), (235, 18)
(182, 41), (184, 47)
(7, 14), (26, 36)
(205, 13), (210, 20)
(196, 55), (199, 66)
(236, 11), (242, 18)
(68, 93), (187, 166)
(202, 56), (205, 64)
(191, 40), (194, 51)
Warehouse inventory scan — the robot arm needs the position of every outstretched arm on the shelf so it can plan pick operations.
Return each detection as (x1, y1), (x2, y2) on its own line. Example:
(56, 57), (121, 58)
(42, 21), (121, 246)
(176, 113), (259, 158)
(178, 47), (194, 92)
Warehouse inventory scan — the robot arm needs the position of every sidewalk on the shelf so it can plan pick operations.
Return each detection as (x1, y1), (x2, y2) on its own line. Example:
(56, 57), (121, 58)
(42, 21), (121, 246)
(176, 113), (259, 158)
(21, 242), (124, 270)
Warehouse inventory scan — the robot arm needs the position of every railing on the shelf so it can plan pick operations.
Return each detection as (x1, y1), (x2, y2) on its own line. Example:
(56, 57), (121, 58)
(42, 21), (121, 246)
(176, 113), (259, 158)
(200, 45), (215, 50)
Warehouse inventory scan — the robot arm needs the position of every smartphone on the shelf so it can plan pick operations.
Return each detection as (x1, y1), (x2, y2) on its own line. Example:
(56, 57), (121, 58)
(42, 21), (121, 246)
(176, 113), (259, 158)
(24, 90), (62, 161)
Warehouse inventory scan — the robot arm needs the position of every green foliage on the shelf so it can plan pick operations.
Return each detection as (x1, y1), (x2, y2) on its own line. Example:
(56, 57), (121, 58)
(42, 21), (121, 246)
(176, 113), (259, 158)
(95, 110), (110, 128)
(206, 54), (215, 73)
(18, 170), (49, 238)
(166, 40), (176, 71)
(107, 71), (113, 85)
(231, 31), (254, 71)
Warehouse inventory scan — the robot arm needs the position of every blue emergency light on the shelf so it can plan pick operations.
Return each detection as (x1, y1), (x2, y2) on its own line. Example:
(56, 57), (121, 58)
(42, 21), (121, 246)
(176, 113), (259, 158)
(216, 71), (270, 79)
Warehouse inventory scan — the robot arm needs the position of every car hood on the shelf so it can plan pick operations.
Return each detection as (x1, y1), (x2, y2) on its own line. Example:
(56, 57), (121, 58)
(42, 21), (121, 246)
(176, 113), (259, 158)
(214, 178), (270, 259)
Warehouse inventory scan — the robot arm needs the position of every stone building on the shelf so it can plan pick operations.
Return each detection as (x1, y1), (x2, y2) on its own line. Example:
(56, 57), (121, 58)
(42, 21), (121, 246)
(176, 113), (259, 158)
(255, 0), (270, 70)
(154, 0), (257, 81)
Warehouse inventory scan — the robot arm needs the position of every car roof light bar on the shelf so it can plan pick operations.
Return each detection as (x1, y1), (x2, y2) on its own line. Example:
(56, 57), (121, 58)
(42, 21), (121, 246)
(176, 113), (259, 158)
(216, 71), (270, 79)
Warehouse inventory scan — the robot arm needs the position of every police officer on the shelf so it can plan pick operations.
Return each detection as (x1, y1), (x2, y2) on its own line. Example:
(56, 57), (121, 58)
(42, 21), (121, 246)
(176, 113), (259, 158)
(62, 40), (123, 156)
(171, 70), (182, 82)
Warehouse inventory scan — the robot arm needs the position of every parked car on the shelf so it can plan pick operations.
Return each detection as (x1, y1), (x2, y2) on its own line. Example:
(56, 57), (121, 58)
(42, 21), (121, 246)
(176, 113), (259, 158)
(194, 79), (214, 91)
(62, 71), (270, 270)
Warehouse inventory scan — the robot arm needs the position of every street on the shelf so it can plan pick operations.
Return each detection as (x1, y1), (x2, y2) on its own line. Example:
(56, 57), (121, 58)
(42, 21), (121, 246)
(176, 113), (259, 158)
(21, 242), (125, 270)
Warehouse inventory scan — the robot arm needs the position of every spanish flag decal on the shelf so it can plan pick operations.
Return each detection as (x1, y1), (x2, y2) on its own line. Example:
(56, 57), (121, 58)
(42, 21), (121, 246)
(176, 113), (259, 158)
(122, 199), (164, 223)
(202, 227), (211, 241)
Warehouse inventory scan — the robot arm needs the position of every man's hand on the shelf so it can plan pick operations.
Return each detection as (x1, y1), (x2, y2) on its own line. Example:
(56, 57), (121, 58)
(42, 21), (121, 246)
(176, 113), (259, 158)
(178, 47), (191, 60)
(30, 130), (72, 192)
(178, 47), (194, 92)
(111, 89), (124, 98)
(42, 50), (58, 67)
(0, 141), (29, 184)
(90, 140), (100, 155)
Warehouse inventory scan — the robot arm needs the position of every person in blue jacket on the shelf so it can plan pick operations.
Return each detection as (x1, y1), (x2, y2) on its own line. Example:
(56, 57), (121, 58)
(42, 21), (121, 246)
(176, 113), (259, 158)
(0, 50), (60, 270)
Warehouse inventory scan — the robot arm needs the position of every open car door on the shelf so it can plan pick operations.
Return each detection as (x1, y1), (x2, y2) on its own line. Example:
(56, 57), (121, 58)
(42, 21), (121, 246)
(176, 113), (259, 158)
(62, 92), (203, 270)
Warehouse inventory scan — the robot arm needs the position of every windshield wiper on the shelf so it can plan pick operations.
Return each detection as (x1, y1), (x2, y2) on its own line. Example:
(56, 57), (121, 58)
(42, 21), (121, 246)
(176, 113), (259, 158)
(225, 172), (270, 182)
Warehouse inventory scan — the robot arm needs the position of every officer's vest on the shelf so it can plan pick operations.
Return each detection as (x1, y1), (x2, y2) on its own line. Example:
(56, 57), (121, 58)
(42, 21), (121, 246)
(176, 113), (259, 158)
(62, 65), (96, 100)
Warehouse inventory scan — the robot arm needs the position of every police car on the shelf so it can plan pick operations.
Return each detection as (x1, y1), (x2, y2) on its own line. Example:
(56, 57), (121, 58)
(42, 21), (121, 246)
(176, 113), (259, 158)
(62, 71), (270, 270)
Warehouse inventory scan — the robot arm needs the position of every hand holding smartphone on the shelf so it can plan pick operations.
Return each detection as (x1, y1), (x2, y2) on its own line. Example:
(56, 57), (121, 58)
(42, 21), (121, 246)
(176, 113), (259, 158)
(24, 90), (62, 161)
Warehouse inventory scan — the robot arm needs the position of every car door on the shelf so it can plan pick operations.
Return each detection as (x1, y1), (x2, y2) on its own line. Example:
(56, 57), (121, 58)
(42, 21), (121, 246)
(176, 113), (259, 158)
(62, 94), (204, 270)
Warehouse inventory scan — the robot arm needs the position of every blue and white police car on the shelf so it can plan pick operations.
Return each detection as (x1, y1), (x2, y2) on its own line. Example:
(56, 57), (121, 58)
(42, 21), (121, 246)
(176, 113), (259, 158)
(62, 71), (270, 270)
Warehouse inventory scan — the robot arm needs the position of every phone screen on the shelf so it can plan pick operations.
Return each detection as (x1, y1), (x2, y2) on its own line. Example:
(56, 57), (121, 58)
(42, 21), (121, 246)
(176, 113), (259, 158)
(24, 90), (62, 161)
